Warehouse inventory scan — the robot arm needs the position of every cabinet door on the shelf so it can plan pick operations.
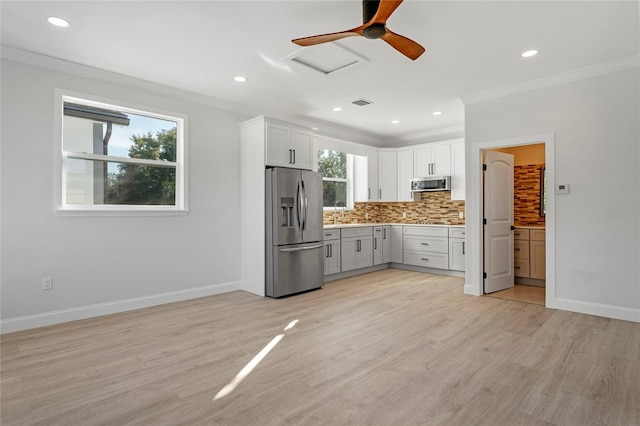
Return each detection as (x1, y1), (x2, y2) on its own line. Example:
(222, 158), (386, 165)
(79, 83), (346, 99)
(324, 241), (341, 275)
(397, 150), (414, 201)
(341, 238), (358, 272)
(266, 123), (291, 167)
(413, 147), (432, 177)
(373, 235), (383, 265)
(530, 240), (546, 279)
(356, 236), (373, 268)
(390, 225), (403, 263)
(431, 144), (451, 176)
(449, 239), (465, 271)
(450, 142), (465, 200)
(291, 130), (313, 170)
(378, 151), (398, 201)
(382, 226), (391, 263)
(367, 150), (379, 201)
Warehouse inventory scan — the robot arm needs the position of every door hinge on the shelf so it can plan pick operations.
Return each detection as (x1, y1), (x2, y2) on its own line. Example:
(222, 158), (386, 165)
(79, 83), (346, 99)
(483, 272), (487, 279)
(483, 218), (487, 225)
(482, 164), (487, 171)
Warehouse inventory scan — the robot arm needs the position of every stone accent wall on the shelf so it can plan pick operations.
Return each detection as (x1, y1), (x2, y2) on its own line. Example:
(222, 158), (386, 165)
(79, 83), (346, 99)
(323, 191), (465, 225)
(514, 164), (546, 226)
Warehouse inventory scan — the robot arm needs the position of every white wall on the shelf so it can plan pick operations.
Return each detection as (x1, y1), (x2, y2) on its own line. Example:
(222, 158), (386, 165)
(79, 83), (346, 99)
(465, 67), (640, 320)
(1, 58), (251, 331)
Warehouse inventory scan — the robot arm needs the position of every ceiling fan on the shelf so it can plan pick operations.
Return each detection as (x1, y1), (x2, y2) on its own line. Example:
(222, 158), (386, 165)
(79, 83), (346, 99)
(292, 0), (425, 60)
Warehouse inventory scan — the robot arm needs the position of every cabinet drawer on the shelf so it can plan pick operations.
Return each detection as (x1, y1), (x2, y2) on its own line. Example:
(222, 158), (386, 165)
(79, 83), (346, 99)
(404, 236), (448, 253)
(323, 230), (340, 241)
(514, 240), (529, 260)
(448, 228), (466, 239)
(530, 229), (545, 241)
(514, 259), (530, 277)
(514, 229), (530, 240)
(341, 227), (372, 238)
(403, 226), (448, 238)
(404, 251), (449, 269)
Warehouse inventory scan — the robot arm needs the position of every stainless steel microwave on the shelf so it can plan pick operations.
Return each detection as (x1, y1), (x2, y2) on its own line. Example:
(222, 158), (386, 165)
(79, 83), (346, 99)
(410, 176), (451, 192)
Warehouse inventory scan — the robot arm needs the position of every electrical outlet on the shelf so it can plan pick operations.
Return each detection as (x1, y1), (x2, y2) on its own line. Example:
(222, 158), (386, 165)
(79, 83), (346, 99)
(42, 277), (53, 290)
(459, 211), (464, 219)
(402, 212), (407, 219)
(365, 213), (369, 220)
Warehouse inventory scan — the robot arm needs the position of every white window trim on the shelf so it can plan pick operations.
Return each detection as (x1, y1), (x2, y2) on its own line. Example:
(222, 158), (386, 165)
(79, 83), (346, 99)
(54, 89), (189, 216)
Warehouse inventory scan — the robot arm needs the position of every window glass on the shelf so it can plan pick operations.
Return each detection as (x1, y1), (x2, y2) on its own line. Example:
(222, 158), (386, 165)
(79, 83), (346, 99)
(318, 149), (349, 208)
(60, 96), (184, 210)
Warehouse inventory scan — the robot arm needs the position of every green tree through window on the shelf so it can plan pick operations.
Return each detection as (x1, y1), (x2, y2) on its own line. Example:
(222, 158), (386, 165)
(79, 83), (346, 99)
(318, 149), (347, 208)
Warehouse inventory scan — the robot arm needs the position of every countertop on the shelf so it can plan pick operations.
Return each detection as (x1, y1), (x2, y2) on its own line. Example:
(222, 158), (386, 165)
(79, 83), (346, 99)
(514, 225), (546, 229)
(324, 223), (465, 229)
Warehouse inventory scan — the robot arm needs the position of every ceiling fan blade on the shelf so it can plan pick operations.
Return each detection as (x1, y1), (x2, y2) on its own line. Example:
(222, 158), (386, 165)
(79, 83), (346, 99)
(292, 26), (365, 47)
(370, 0), (404, 25)
(381, 29), (425, 60)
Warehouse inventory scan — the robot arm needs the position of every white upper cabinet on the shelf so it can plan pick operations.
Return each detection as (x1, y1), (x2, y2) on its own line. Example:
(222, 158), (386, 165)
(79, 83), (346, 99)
(266, 122), (313, 170)
(378, 151), (398, 201)
(450, 141), (465, 200)
(397, 149), (414, 202)
(367, 149), (379, 201)
(414, 143), (451, 177)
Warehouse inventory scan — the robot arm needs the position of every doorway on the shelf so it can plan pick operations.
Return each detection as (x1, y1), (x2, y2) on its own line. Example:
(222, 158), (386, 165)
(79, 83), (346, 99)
(465, 133), (555, 308)
(484, 143), (547, 304)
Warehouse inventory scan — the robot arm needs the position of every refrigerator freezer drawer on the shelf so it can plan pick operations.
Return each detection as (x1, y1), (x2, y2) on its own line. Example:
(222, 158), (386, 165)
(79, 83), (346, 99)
(266, 243), (324, 298)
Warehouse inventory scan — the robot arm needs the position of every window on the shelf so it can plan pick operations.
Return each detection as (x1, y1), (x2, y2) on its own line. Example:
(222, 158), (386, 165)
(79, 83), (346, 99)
(58, 94), (186, 213)
(317, 149), (352, 209)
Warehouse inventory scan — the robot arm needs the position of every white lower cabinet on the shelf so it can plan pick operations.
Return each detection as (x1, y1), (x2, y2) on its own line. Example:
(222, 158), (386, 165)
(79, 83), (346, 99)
(403, 226), (449, 270)
(323, 229), (341, 275)
(382, 226), (391, 263)
(341, 227), (373, 272)
(448, 228), (466, 271)
(390, 225), (403, 263)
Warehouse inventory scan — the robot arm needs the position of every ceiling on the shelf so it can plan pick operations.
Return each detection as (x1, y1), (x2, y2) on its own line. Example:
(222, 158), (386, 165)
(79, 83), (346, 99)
(1, 1), (638, 145)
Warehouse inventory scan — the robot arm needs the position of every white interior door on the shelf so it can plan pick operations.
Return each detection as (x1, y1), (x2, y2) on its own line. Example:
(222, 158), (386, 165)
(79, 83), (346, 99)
(483, 151), (514, 293)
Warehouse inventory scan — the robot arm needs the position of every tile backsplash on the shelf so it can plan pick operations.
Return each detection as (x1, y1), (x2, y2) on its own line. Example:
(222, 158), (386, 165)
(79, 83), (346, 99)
(514, 164), (546, 226)
(323, 191), (465, 225)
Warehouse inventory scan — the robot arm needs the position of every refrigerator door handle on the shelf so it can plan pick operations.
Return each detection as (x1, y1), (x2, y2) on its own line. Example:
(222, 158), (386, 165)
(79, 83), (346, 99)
(297, 181), (303, 229)
(280, 244), (323, 252)
(301, 180), (308, 230)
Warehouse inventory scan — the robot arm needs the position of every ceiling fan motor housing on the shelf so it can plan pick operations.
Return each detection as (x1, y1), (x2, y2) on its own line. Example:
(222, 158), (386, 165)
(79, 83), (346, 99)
(363, 24), (386, 39)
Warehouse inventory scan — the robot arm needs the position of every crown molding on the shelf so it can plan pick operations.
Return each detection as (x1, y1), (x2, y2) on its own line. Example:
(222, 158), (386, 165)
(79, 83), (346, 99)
(0, 45), (266, 117)
(461, 55), (640, 105)
(381, 125), (465, 147)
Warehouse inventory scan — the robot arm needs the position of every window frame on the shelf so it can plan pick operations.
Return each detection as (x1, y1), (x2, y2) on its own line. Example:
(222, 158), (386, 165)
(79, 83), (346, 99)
(54, 90), (188, 216)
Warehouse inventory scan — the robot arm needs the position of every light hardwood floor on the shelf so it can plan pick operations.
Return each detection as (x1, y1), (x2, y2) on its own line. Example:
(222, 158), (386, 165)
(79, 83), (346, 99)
(486, 284), (546, 305)
(2, 269), (639, 425)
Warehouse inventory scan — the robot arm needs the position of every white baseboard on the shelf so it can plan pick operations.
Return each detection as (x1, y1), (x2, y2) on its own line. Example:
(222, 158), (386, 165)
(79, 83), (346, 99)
(0, 281), (242, 334)
(548, 297), (640, 323)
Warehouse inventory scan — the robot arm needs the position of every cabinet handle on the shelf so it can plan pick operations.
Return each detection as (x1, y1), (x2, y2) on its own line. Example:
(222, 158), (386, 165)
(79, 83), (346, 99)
(326, 245), (330, 258)
(515, 266), (521, 269)
(289, 149), (293, 164)
(368, 188), (371, 200)
(462, 242), (465, 255)
(421, 258), (429, 261)
(421, 242), (429, 246)
(515, 248), (521, 251)
(292, 149), (296, 164)
(325, 233), (332, 236)
(379, 189), (382, 199)
(383, 228), (387, 239)
(374, 238), (377, 250)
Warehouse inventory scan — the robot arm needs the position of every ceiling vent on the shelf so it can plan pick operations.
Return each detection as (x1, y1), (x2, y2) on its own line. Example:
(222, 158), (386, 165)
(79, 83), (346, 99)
(286, 43), (367, 75)
(352, 99), (373, 107)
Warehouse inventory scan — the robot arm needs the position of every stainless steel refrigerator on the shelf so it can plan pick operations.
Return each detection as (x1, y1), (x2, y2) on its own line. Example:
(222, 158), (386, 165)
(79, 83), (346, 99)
(266, 167), (324, 298)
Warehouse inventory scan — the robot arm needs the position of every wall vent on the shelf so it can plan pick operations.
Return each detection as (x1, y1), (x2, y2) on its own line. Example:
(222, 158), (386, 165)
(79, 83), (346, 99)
(352, 99), (373, 106)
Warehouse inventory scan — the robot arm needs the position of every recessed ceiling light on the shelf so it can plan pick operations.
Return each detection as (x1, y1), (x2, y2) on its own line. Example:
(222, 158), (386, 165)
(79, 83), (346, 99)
(47, 16), (70, 28)
(432, 111), (442, 116)
(391, 120), (399, 124)
(234, 76), (247, 82)
(521, 49), (538, 58)
(333, 107), (342, 112)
